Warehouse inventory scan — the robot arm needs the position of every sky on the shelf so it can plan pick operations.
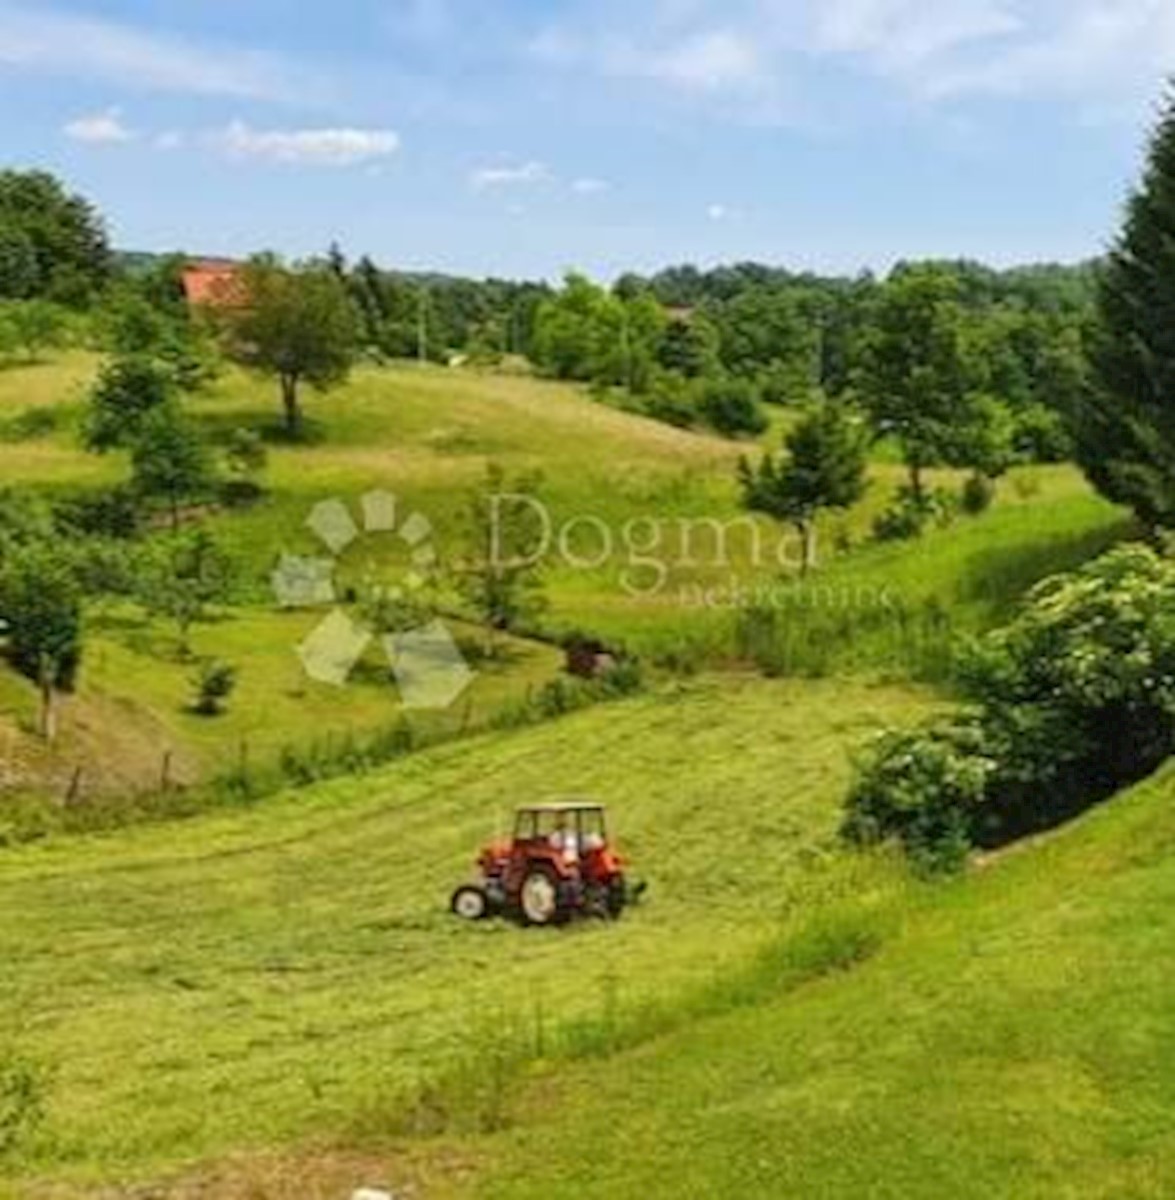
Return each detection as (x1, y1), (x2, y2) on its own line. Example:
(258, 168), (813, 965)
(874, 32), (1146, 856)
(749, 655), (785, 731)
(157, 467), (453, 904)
(1, 0), (1173, 281)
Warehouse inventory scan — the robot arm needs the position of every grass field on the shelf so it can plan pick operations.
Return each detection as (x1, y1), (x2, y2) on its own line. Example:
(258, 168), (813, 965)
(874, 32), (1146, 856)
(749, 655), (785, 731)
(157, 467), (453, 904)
(0, 676), (931, 1193)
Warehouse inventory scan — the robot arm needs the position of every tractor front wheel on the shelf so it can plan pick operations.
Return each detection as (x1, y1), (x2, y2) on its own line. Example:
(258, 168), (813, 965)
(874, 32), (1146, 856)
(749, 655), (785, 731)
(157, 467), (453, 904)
(451, 885), (490, 921)
(520, 868), (567, 926)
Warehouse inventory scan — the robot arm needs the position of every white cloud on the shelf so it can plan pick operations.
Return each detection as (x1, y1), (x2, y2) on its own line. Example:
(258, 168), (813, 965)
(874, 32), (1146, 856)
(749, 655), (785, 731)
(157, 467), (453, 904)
(529, 0), (1175, 120)
(63, 108), (134, 144)
(0, 3), (301, 100)
(621, 29), (761, 91)
(707, 203), (729, 220)
(218, 121), (401, 167)
(571, 177), (610, 194)
(470, 160), (549, 190)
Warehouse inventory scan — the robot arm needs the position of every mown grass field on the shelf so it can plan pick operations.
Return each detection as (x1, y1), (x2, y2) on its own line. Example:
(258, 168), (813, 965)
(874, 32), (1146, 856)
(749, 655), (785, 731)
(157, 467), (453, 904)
(469, 759), (1175, 1200)
(0, 676), (931, 1193)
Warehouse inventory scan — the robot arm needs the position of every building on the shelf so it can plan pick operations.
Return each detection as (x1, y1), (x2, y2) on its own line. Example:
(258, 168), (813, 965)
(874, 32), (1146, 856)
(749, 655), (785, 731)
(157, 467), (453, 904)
(181, 259), (245, 309)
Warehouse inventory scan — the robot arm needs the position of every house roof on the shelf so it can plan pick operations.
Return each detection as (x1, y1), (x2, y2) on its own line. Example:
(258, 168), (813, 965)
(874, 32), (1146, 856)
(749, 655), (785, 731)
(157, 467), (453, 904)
(181, 259), (245, 308)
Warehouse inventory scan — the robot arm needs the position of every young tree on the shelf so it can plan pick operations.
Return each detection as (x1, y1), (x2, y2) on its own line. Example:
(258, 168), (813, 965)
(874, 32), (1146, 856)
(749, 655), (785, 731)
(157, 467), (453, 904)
(222, 428), (268, 502)
(0, 544), (83, 741)
(455, 465), (547, 654)
(130, 404), (216, 529)
(856, 265), (992, 500)
(740, 404), (868, 575)
(221, 258), (359, 437)
(1079, 89), (1175, 529)
(136, 530), (235, 658)
(84, 355), (175, 451)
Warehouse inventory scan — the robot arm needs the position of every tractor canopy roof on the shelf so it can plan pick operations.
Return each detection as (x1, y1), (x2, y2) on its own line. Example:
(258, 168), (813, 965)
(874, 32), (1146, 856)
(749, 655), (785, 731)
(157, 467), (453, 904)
(516, 802), (605, 814)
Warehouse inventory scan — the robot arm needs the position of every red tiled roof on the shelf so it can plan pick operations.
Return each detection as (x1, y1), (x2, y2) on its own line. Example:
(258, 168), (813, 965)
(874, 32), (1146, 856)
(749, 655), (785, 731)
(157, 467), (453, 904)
(182, 260), (246, 308)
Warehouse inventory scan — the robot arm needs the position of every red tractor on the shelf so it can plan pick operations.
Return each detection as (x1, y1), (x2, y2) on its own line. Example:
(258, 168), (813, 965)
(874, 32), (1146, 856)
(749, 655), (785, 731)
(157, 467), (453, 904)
(450, 803), (642, 926)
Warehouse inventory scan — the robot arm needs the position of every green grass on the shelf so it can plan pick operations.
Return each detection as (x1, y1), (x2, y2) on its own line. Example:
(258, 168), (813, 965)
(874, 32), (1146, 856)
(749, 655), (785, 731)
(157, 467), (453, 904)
(0, 676), (930, 1191)
(456, 758), (1175, 1199)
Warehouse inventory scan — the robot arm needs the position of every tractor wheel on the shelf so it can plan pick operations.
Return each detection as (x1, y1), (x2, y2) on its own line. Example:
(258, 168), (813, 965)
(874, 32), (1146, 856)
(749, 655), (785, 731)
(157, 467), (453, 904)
(605, 874), (628, 919)
(519, 868), (567, 926)
(451, 885), (490, 921)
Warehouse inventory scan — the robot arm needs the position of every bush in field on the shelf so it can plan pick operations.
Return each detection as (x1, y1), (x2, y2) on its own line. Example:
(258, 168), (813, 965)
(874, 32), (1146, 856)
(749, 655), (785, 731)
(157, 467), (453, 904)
(873, 485), (956, 541)
(844, 545), (1175, 869)
(843, 723), (994, 873)
(642, 370), (698, 428)
(961, 544), (1175, 839)
(191, 658), (238, 716)
(698, 376), (768, 437)
(960, 472), (996, 516)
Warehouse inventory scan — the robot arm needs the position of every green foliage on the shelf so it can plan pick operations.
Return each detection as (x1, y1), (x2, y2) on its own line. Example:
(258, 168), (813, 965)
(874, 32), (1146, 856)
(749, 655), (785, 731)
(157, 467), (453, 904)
(84, 355), (175, 451)
(0, 542), (83, 739)
(697, 375), (768, 437)
(130, 403), (217, 527)
(843, 723), (993, 873)
(191, 658), (238, 717)
(101, 288), (218, 392)
(135, 529), (236, 657)
(740, 403), (868, 574)
(221, 428), (268, 505)
(960, 472), (996, 516)
(845, 544), (1175, 870)
(872, 485), (957, 541)
(714, 286), (819, 397)
(221, 257), (360, 436)
(0, 299), (67, 362)
(641, 369), (699, 428)
(657, 313), (719, 378)
(1014, 402), (1074, 463)
(856, 265), (1011, 496)
(455, 465), (547, 648)
(1080, 92), (1175, 528)
(0, 170), (110, 303)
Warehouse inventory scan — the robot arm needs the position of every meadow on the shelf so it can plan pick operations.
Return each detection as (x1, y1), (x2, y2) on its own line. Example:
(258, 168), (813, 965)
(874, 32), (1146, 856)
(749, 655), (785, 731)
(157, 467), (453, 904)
(0, 349), (1151, 1199)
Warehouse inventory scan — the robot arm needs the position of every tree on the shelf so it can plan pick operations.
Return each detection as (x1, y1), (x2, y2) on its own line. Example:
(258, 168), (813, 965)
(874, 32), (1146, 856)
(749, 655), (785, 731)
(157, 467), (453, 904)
(222, 428), (268, 502)
(221, 258), (359, 437)
(84, 355), (175, 451)
(0, 544), (83, 740)
(455, 465), (546, 653)
(0, 170), (110, 303)
(136, 530), (235, 657)
(5, 300), (66, 363)
(1079, 91), (1175, 528)
(740, 404), (868, 574)
(856, 265), (995, 500)
(191, 658), (238, 716)
(698, 376), (768, 437)
(130, 404), (216, 529)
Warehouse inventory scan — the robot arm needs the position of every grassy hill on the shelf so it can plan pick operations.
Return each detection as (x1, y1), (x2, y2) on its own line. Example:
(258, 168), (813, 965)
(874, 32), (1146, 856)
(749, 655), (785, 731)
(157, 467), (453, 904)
(0, 676), (930, 1192)
(0, 354), (1126, 804)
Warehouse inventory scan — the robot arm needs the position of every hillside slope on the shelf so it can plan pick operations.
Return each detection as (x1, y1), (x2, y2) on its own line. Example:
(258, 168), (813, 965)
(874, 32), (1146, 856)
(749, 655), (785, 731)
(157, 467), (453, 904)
(468, 762), (1175, 1199)
(0, 676), (929, 1192)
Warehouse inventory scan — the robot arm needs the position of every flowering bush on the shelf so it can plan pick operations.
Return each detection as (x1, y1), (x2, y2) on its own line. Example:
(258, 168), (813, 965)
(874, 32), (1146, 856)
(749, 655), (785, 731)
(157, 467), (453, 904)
(844, 545), (1175, 869)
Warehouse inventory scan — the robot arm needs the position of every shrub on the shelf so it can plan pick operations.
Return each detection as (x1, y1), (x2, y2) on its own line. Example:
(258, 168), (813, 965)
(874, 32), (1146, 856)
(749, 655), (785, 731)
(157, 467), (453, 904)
(960, 544), (1175, 840)
(873, 485), (956, 541)
(84, 354), (173, 451)
(1014, 403), (1073, 464)
(698, 376), (769, 437)
(642, 371), (698, 428)
(842, 722), (995, 874)
(960, 472), (996, 516)
(844, 544), (1175, 870)
(191, 658), (238, 716)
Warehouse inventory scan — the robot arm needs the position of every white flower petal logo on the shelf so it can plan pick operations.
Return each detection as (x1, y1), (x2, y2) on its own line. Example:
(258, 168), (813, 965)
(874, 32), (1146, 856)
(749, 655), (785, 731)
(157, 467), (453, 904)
(272, 491), (474, 708)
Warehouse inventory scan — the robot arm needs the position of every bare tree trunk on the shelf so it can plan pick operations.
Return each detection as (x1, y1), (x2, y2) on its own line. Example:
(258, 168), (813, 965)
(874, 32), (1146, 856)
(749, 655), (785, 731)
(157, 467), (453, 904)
(39, 677), (57, 743)
(280, 374), (301, 438)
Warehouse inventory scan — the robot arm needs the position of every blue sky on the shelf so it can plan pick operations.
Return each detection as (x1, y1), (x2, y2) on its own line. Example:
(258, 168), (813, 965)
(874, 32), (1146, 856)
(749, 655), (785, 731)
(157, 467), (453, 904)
(1, 0), (1171, 280)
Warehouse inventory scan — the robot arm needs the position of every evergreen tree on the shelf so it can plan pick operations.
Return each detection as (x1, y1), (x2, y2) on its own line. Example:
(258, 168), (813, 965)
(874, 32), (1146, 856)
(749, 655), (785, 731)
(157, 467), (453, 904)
(740, 404), (868, 575)
(1080, 89), (1175, 529)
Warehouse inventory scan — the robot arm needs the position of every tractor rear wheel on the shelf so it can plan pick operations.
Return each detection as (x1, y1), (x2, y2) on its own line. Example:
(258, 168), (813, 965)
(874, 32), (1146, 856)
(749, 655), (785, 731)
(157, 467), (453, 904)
(451, 885), (489, 921)
(520, 867), (567, 926)
(605, 874), (628, 919)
